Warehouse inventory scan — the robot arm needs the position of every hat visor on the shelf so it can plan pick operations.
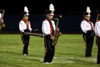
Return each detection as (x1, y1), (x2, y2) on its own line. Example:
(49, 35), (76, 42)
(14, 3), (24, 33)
(50, 13), (54, 16)
(86, 15), (91, 17)
(24, 13), (29, 16)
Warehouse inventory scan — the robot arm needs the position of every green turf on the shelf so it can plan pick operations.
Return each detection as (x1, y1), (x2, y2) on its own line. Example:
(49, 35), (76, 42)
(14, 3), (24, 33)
(0, 34), (100, 67)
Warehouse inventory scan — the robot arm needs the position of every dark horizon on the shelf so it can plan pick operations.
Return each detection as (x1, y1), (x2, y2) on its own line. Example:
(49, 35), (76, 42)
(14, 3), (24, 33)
(0, 0), (99, 15)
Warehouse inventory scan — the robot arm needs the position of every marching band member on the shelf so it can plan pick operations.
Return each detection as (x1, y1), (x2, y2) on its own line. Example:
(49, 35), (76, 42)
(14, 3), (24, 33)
(95, 10), (100, 64)
(19, 6), (32, 56)
(80, 6), (95, 57)
(42, 4), (56, 63)
(0, 10), (5, 31)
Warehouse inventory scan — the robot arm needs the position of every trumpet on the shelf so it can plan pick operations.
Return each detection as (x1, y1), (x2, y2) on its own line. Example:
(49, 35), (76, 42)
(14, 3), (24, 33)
(0, 10), (5, 18)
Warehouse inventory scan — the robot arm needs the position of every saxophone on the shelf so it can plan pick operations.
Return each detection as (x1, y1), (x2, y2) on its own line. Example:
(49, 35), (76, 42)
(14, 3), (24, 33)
(53, 18), (61, 46)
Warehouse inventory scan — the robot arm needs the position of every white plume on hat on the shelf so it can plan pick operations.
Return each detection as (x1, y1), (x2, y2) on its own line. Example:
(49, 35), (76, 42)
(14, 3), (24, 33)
(86, 6), (91, 17)
(24, 6), (29, 15)
(49, 3), (55, 12)
(49, 3), (55, 15)
(86, 6), (91, 14)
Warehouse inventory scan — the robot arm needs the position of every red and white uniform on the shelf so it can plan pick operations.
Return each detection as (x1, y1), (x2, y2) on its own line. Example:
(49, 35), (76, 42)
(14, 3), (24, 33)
(42, 19), (55, 37)
(95, 21), (100, 37)
(81, 20), (94, 33)
(19, 19), (32, 32)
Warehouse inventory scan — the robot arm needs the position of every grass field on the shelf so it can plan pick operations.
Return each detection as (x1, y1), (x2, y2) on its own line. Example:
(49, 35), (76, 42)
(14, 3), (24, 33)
(0, 34), (100, 67)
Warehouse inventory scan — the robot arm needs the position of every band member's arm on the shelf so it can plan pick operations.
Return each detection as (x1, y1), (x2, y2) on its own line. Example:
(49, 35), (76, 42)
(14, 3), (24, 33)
(29, 21), (32, 32)
(95, 22), (100, 36)
(19, 21), (26, 32)
(92, 22), (94, 30)
(95, 23), (98, 36)
(42, 21), (51, 39)
(81, 21), (90, 33)
(0, 18), (4, 24)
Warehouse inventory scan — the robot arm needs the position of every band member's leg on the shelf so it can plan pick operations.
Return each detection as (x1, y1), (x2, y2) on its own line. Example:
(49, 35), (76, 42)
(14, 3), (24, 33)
(83, 34), (85, 42)
(97, 37), (100, 64)
(21, 33), (30, 55)
(44, 38), (50, 62)
(85, 36), (93, 57)
(83, 35), (87, 57)
(44, 38), (49, 62)
(50, 45), (55, 62)
(44, 38), (55, 62)
(96, 36), (98, 47)
(90, 36), (94, 53)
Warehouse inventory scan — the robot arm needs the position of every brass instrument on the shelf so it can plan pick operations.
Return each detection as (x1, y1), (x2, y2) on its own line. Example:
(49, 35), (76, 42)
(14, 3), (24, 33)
(0, 10), (5, 31)
(53, 18), (61, 46)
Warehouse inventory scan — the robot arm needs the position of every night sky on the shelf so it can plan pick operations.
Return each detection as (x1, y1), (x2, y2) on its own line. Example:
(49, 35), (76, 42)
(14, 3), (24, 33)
(0, 0), (99, 15)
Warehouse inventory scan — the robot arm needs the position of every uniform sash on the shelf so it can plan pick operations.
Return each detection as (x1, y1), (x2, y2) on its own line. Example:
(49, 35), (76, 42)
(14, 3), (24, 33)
(23, 19), (29, 29)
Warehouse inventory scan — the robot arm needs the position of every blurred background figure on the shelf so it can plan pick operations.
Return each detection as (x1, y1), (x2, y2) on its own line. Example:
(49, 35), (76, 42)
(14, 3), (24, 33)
(80, 6), (95, 57)
(95, 10), (100, 64)
(0, 10), (5, 31)
(19, 6), (32, 56)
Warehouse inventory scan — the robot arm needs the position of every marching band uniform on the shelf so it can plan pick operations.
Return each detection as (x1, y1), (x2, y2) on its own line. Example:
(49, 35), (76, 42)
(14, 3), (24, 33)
(95, 10), (100, 64)
(81, 7), (94, 57)
(81, 18), (94, 57)
(42, 10), (56, 63)
(19, 6), (32, 56)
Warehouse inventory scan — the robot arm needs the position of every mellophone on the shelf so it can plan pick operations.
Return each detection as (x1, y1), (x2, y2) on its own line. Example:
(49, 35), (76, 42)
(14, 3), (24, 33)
(0, 10), (5, 17)
(24, 32), (44, 38)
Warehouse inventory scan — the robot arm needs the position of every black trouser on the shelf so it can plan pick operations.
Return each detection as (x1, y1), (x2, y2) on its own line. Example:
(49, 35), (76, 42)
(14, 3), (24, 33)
(83, 34), (94, 57)
(97, 37), (100, 64)
(44, 37), (55, 62)
(21, 33), (30, 55)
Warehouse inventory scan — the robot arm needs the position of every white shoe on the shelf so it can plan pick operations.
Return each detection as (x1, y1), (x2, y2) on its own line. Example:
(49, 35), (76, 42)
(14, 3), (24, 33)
(44, 62), (52, 64)
(23, 54), (28, 56)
